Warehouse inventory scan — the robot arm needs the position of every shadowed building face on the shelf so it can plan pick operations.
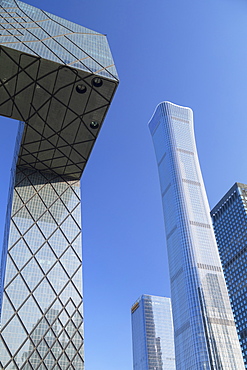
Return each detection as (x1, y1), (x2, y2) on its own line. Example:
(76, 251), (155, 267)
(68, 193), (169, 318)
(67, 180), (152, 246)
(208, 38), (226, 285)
(0, 0), (118, 178)
(0, 0), (118, 368)
(211, 183), (247, 367)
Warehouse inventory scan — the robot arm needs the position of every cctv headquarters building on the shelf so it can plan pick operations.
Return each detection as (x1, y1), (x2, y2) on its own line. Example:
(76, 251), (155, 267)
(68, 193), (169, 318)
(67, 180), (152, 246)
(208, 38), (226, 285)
(0, 0), (118, 368)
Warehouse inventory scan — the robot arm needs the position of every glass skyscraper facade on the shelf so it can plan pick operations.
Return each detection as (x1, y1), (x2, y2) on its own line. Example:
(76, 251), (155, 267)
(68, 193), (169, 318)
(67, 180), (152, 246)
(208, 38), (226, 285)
(131, 295), (175, 370)
(0, 0), (118, 368)
(148, 101), (244, 369)
(211, 182), (247, 368)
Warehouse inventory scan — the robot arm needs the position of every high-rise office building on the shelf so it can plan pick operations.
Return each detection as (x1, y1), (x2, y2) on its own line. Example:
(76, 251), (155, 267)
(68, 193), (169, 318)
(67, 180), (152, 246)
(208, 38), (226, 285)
(0, 0), (118, 368)
(131, 295), (175, 370)
(211, 182), (247, 368)
(148, 101), (244, 369)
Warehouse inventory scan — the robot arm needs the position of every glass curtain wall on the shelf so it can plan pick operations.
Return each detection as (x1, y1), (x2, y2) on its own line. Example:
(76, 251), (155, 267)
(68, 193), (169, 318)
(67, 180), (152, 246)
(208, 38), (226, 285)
(0, 162), (84, 368)
(131, 295), (175, 370)
(149, 101), (245, 369)
(211, 182), (247, 368)
(0, 0), (118, 368)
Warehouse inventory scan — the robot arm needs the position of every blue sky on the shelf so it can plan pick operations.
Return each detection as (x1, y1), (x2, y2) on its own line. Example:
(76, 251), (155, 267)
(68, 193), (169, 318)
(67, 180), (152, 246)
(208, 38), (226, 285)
(1, 0), (247, 368)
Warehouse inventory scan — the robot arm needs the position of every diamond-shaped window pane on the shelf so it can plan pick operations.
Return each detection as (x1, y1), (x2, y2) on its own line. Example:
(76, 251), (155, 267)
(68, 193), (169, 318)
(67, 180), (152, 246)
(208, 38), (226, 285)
(21, 258), (44, 291)
(36, 340), (50, 360)
(58, 325), (71, 345)
(58, 352), (70, 369)
(72, 353), (84, 368)
(44, 341), (62, 366)
(48, 229), (69, 257)
(36, 243), (57, 274)
(28, 350), (43, 369)
(26, 194), (47, 221)
(5, 274), (30, 310)
(64, 299), (76, 317)
(33, 278), (56, 311)
(60, 247), (81, 278)
(0, 314), (27, 356)
(49, 199), (69, 224)
(9, 239), (32, 271)
(60, 187), (80, 212)
(46, 261), (69, 295)
(63, 340), (76, 361)
(57, 306), (70, 328)
(71, 310), (83, 330)
(37, 215), (57, 239)
(18, 295), (43, 333)
(60, 216), (80, 243)
(23, 224), (46, 252)
(72, 331), (84, 349)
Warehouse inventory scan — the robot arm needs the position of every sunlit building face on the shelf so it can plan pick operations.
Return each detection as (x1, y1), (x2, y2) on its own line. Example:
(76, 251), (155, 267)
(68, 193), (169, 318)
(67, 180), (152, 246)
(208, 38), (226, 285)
(149, 101), (245, 369)
(131, 295), (175, 370)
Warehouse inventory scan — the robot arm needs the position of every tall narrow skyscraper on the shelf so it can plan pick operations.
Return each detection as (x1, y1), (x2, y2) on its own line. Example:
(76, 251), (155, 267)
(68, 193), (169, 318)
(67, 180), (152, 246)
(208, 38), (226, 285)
(131, 295), (175, 370)
(0, 0), (118, 368)
(211, 182), (247, 368)
(148, 102), (244, 369)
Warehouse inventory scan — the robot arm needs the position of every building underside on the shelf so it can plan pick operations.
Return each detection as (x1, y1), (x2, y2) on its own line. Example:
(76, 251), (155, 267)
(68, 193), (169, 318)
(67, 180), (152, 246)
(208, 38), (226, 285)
(0, 0), (118, 368)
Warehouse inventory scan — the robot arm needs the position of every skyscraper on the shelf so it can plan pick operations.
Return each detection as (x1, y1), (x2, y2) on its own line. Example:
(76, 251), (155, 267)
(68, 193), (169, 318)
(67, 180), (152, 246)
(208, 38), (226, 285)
(211, 182), (247, 368)
(148, 101), (244, 369)
(131, 295), (175, 370)
(0, 0), (118, 368)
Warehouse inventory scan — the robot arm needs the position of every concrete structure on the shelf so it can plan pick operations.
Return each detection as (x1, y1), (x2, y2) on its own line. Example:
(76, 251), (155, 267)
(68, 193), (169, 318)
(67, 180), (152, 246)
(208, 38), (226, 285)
(148, 101), (244, 369)
(211, 182), (247, 368)
(131, 295), (175, 370)
(0, 0), (118, 368)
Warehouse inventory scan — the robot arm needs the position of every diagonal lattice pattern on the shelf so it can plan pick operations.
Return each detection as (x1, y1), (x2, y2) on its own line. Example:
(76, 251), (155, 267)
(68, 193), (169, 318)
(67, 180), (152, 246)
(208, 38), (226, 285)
(0, 0), (118, 80)
(0, 0), (118, 180)
(0, 1), (119, 368)
(0, 44), (117, 179)
(0, 167), (84, 369)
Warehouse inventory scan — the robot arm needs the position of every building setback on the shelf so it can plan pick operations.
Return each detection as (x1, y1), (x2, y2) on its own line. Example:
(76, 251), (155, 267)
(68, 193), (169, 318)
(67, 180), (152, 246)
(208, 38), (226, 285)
(131, 295), (175, 370)
(211, 182), (247, 368)
(148, 101), (245, 369)
(0, 0), (118, 368)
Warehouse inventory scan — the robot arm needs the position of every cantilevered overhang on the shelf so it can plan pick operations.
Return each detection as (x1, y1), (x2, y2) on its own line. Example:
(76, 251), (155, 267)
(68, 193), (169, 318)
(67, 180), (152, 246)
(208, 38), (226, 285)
(0, 45), (118, 179)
